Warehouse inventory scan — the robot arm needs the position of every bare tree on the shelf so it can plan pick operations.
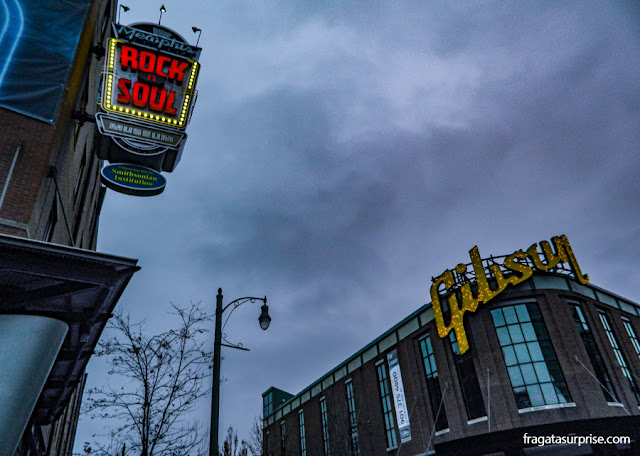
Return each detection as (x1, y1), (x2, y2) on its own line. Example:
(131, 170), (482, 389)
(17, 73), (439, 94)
(221, 426), (250, 456)
(82, 302), (213, 456)
(246, 415), (263, 455)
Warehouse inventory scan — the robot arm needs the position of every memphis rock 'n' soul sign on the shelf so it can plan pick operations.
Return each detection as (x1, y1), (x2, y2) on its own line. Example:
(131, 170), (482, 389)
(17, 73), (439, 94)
(431, 235), (588, 354)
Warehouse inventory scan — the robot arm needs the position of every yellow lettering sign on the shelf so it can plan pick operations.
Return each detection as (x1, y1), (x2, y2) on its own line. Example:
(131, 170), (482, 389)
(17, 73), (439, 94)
(431, 234), (588, 354)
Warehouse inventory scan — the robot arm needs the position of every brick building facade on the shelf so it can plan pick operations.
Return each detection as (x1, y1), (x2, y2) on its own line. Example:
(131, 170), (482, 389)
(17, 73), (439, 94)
(263, 269), (640, 456)
(0, 0), (111, 247)
(0, 1), (139, 455)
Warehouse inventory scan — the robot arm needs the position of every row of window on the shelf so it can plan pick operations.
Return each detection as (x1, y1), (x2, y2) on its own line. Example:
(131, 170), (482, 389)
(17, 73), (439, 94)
(268, 299), (640, 454)
(271, 386), (361, 456)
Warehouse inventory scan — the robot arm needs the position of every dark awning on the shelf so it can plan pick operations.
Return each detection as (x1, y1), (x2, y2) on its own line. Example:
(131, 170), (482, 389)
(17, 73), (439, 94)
(0, 234), (139, 423)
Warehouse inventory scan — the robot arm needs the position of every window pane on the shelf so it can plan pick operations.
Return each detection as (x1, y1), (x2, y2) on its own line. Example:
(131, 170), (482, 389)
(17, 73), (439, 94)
(555, 383), (570, 403)
(503, 307), (518, 325)
(599, 312), (640, 404)
(540, 383), (558, 404)
(320, 399), (330, 456)
(377, 363), (398, 447)
(496, 327), (511, 345)
(508, 366), (524, 387)
(513, 386), (530, 408)
(491, 309), (505, 327)
(520, 363), (537, 384)
(527, 384), (545, 407)
(515, 305), (531, 322)
(449, 332), (486, 420)
(420, 336), (449, 431)
(528, 342), (544, 362)
(492, 303), (571, 409)
(521, 323), (536, 342)
(508, 325), (525, 344)
(514, 343), (531, 364)
(503, 346), (517, 366)
(533, 362), (551, 382)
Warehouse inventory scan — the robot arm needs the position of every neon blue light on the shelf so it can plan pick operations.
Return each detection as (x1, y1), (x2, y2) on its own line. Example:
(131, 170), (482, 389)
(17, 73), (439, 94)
(0, 0), (25, 89)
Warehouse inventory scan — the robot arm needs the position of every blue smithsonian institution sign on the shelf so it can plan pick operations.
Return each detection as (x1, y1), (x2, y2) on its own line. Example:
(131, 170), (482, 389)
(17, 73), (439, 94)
(101, 163), (166, 197)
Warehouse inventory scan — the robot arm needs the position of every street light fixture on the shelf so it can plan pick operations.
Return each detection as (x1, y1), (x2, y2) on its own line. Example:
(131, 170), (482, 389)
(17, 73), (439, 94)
(210, 288), (270, 456)
(158, 5), (166, 25)
(259, 303), (271, 330)
(192, 26), (202, 46)
(118, 4), (129, 23)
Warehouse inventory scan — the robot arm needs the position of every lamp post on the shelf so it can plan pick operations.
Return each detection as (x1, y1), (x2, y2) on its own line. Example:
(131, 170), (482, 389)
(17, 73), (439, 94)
(210, 288), (271, 456)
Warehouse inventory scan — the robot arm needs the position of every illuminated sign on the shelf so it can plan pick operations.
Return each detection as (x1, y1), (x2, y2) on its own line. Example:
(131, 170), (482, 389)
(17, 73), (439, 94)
(101, 163), (166, 197)
(101, 38), (198, 129)
(96, 22), (202, 194)
(112, 23), (200, 59)
(431, 235), (588, 354)
(96, 113), (185, 149)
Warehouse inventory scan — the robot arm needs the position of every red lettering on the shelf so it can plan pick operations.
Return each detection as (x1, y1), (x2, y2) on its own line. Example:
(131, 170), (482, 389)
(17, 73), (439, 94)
(120, 45), (138, 70)
(167, 60), (189, 82)
(139, 51), (156, 73)
(164, 90), (177, 116)
(149, 87), (167, 113)
(117, 79), (131, 104)
(156, 56), (170, 77)
(132, 82), (149, 108)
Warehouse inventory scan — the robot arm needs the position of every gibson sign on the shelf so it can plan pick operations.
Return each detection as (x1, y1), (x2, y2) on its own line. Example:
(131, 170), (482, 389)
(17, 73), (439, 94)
(431, 235), (588, 354)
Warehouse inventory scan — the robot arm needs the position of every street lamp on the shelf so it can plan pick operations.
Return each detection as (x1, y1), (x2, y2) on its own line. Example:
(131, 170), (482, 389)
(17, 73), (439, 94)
(192, 26), (202, 46)
(117, 4), (129, 23)
(210, 288), (270, 456)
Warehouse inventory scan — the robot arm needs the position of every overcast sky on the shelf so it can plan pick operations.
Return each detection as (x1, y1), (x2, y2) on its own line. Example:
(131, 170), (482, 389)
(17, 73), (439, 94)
(75, 0), (640, 451)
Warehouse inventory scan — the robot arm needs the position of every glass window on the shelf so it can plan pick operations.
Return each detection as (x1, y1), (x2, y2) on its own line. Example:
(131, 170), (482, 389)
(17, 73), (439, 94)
(346, 381), (360, 456)
(375, 362), (398, 448)
(298, 411), (306, 456)
(622, 318), (640, 361)
(43, 201), (57, 243)
(419, 336), (449, 430)
(320, 397), (330, 456)
(74, 149), (86, 199)
(281, 422), (286, 456)
(569, 303), (617, 402)
(264, 392), (274, 417)
(491, 303), (571, 409)
(599, 312), (640, 404)
(448, 332), (486, 420)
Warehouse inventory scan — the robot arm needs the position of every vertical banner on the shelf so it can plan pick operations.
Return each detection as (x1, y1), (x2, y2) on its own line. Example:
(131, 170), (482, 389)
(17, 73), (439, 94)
(387, 349), (412, 443)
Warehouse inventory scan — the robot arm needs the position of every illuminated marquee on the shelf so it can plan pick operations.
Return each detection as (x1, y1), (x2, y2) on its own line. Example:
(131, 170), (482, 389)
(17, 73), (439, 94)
(430, 235), (588, 354)
(101, 38), (199, 129)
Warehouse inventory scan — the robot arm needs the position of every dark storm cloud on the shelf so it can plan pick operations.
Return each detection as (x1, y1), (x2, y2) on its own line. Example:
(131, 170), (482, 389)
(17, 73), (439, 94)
(77, 0), (640, 449)
(186, 89), (397, 297)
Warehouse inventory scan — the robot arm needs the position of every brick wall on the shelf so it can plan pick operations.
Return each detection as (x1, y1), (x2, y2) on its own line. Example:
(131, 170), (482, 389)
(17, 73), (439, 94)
(264, 282), (640, 456)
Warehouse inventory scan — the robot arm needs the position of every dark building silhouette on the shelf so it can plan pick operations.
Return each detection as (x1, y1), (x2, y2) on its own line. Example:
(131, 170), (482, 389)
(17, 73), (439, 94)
(0, 1), (139, 454)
